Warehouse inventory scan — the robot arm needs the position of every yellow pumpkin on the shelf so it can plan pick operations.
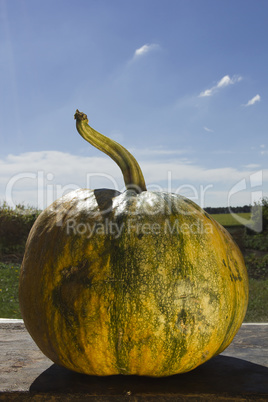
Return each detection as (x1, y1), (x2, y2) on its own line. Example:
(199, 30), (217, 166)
(19, 110), (248, 376)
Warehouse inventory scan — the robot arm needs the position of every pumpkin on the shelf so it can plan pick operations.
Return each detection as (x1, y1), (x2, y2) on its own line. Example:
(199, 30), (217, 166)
(19, 110), (248, 377)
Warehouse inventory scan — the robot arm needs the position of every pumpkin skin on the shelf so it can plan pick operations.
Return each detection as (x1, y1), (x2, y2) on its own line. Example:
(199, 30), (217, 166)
(19, 187), (248, 377)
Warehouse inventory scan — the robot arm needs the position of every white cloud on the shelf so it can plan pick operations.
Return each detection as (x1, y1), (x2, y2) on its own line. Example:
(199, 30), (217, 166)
(217, 75), (233, 88)
(133, 43), (159, 59)
(243, 164), (261, 169)
(199, 88), (213, 97)
(199, 75), (242, 97)
(243, 94), (261, 107)
(0, 151), (124, 209)
(130, 146), (190, 157)
(203, 126), (214, 133)
(1, 150), (268, 209)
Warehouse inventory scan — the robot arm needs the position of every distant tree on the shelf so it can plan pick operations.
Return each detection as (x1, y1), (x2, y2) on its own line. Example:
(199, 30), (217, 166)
(262, 197), (268, 230)
(248, 197), (268, 233)
(204, 205), (251, 215)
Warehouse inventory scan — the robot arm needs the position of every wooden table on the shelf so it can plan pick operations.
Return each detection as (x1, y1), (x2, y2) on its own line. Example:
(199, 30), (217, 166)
(0, 320), (268, 401)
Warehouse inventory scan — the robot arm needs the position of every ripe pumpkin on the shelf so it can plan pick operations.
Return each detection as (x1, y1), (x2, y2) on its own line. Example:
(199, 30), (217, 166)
(19, 110), (248, 377)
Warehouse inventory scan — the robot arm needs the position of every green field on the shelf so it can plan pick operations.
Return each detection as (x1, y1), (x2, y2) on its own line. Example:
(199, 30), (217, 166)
(211, 212), (252, 227)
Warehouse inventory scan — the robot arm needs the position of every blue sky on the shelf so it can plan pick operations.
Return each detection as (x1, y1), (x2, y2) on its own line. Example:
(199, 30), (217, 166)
(0, 0), (267, 209)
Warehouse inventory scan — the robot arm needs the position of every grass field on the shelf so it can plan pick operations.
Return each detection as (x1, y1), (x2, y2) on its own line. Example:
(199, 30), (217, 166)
(211, 212), (252, 227)
(0, 261), (267, 322)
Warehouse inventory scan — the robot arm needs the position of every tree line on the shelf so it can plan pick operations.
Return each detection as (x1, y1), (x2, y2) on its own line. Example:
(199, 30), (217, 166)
(204, 205), (251, 214)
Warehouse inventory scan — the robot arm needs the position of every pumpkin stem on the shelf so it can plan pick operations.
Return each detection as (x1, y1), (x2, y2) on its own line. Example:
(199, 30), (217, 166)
(74, 110), (147, 193)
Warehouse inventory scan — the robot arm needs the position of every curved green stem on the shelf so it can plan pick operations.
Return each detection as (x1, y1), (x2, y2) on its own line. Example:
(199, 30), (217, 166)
(74, 110), (147, 193)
